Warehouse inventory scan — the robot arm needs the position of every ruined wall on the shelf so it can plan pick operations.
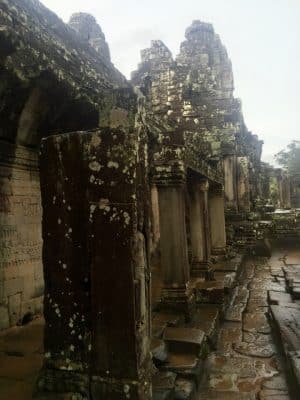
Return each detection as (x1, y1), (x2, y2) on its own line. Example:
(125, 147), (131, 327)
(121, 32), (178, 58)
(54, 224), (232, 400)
(132, 20), (263, 215)
(0, 142), (43, 329)
(35, 127), (152, 399)
(290, 174), (300, 208)
(0, 0), (137, 329)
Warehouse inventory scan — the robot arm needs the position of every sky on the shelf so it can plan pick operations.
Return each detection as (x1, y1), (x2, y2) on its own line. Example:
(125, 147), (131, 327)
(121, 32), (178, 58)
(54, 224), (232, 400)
(42, 0), (300, 165)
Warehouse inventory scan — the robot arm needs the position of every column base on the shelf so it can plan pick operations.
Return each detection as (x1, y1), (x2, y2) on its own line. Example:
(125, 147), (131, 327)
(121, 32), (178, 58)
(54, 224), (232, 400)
(33, 367), (89, 399)
(191, 261), (214, 280)
(34, 368), (152, 400)
(211, 247), (227, 256)
(160, 286), (195, 319)
(91, 373), (152, 400)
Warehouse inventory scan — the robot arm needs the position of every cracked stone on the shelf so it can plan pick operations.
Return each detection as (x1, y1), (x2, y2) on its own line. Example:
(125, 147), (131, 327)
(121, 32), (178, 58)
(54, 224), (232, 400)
(243, 312), (271, 334)
(233, 341), (275, 358)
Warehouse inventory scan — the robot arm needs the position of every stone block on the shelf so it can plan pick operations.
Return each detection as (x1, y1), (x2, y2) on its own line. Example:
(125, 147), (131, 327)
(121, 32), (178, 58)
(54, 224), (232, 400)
(4, 277), (24, 297)
(0, 305), (10, 330)
(22, 273), (37, 299)
(8, 292), (21, 325)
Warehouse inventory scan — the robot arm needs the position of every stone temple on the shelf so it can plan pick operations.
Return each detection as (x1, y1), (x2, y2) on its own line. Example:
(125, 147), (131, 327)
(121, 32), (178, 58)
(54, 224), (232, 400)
(0, 1), (300, 399)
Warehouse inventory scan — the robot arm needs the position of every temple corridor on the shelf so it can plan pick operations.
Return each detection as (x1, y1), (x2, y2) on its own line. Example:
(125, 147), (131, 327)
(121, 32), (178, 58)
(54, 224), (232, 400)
(196, 241), (300, 400)
(0, 240), (299, 399)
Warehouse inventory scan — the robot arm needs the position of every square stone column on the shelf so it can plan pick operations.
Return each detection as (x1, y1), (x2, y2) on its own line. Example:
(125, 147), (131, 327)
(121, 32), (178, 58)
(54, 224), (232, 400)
(156, 181), (193, 314)
(237, 156), (251, 212)
(197, 180), (213, 279)
(34, 129), (152, 400)
(188, 181), (212, 278)
(209, 185), (227, 255)
(223, 155), (238, 212)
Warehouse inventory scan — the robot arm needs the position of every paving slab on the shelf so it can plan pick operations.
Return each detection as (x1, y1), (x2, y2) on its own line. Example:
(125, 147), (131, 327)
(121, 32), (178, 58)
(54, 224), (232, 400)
(233, 341), (275, 358)
(258, 389), (290, 400)
(197, 390), (256, 400)
(225, 304), (245, 322)
(287, 350), (300, 388)
(270, 305), (300, 351)
(243, 312), (271, 335)
(218, 324), (242, 353)
(268, 290), (292, 305)
(262, 374), (288, 391)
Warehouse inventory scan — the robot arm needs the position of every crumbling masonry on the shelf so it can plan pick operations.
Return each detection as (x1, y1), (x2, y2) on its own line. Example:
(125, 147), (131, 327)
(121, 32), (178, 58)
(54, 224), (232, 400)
(0, 1), (298, 399)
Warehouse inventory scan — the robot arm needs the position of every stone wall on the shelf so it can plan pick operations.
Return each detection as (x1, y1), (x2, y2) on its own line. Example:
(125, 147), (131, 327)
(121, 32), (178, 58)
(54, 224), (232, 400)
(0, 0), (138, 330)
(0, 141), (43, 329)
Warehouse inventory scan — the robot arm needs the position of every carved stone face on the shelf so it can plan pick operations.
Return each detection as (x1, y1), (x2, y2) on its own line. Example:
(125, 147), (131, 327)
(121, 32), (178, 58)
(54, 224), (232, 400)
(68, 12), (111, 61)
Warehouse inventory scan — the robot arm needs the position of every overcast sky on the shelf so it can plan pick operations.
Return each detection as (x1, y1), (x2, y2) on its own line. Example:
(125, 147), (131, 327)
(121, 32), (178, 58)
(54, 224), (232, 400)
(42, 0), (300, 165)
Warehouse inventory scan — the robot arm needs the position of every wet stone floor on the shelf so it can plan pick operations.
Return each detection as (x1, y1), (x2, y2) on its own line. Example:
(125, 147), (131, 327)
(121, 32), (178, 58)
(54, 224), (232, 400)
(197, 245), (300, 400)
(0, 243), (299, 399)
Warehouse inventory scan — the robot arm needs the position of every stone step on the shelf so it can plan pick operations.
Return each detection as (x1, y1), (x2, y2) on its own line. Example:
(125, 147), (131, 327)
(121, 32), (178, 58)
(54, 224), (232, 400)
(151, 338), (168, 365)
(268, 290), (292, 305)
(270, 304), (300, 351)
(163, 327), (205, 355)
(152, 312), (184, 338)
(193, 280), (225, 305)
(161, 352), (203, 384)
(287, 350), (300, 390)
(292, 286), (300, 299)
(152, 371), (176, 400)
(186, 305), (220, 347)
(174, 377), (196, 400)
(212, 257), (240, 273)
(153, 391), (173, 400)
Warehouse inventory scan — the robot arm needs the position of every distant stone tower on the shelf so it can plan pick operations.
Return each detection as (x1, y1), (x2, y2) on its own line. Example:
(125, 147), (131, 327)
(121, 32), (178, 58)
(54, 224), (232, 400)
(69, 12), (111, 61)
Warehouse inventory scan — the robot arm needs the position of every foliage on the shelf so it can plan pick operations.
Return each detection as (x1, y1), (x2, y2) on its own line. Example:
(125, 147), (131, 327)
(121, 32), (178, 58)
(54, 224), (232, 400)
(269, 176), (280, 205)
(275, 140), (300, 176)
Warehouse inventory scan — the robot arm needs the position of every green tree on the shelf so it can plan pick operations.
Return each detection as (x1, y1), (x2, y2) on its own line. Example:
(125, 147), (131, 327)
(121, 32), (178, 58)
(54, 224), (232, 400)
(275, 140), (300, 176)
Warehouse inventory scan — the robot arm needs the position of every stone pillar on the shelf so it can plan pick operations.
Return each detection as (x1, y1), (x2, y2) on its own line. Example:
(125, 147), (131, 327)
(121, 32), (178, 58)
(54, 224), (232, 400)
(157, 181), (192, 313)
(35, 129), (152, 400)
(209, 185), (227, 255)
(149, 185), (160, 261)
(188, 181), (212, 278)
(198, 180), (213, 278)
(223, 155), (238, 212)
(237, 156), (251, 212)
(282, 176), (291, 209)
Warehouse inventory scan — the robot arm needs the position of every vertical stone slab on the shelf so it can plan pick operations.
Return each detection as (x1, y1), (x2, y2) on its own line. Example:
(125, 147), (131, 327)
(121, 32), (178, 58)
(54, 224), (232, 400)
(35, 129), (151, 400)
(198, 180), (213, 278)
(282, 176), (291, 209)
(150, 185), (160, 260)
(237, 156), (251, 212)
(157, 183), (192, 313)
(36, 133), (93, 398)
(223, 155), (238, 212)
(0, 142), (43, 330)
(209, 186), (227, 255)
(188, 182), (208, 277)
(88, 129), (151, 399)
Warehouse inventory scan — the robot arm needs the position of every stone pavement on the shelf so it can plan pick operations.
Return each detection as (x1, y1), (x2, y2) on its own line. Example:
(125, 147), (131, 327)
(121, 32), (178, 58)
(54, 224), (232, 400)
(0, 244), (299, 399)
(197, 253), (294, 400)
